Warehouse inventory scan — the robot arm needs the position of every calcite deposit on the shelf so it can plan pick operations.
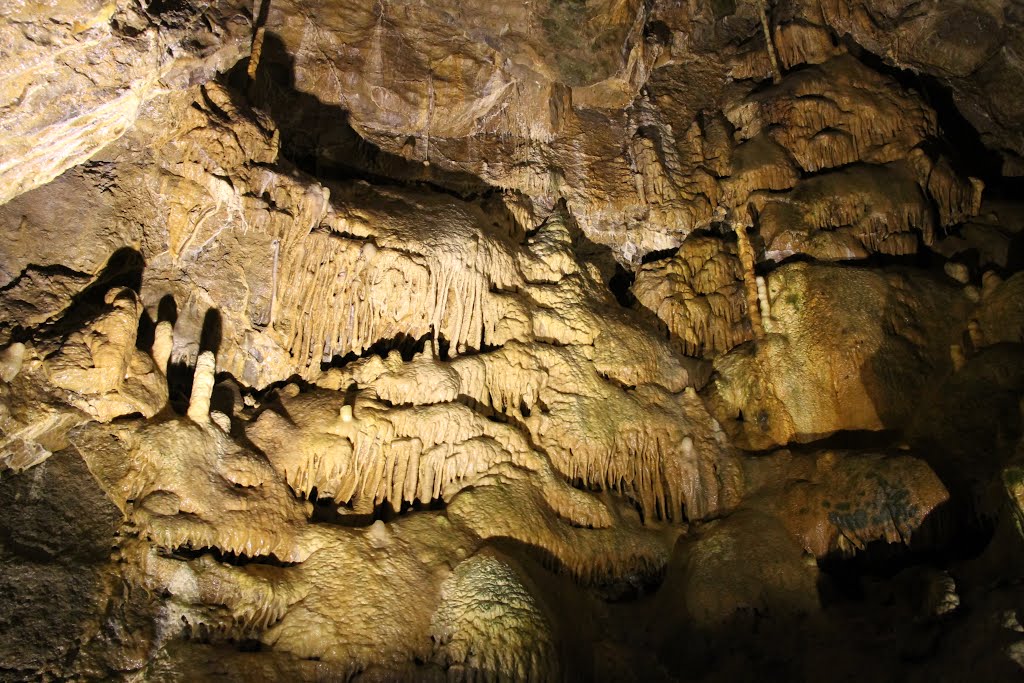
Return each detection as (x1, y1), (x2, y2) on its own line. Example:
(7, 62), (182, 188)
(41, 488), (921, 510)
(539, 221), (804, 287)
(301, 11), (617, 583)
(2, 1), (1024, 681)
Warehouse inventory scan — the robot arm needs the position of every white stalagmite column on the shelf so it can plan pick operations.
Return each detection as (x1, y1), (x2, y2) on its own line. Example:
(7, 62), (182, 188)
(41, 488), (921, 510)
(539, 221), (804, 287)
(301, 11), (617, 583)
(734, 223), (765, 339)
(268, 238), (281, 328)
(755, 275), (772, 332)
(188, 351), (217, 423)
(152, 321), (173, 375)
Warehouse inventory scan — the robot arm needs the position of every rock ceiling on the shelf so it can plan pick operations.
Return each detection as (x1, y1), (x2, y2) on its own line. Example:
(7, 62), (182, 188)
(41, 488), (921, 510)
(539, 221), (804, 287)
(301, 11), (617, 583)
(1, 0), (1023, 681)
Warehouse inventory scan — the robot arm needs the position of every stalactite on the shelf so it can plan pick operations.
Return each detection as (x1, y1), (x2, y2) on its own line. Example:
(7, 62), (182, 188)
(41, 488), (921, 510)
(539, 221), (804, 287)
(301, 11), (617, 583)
(247, 0), (272, 80)
(757, 0), (783, 84)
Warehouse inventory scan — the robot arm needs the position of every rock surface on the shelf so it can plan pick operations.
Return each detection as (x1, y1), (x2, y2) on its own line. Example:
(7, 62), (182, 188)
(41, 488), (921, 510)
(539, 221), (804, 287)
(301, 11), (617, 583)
(0, 0), (253, 206)
(0, 0), (1023, 681)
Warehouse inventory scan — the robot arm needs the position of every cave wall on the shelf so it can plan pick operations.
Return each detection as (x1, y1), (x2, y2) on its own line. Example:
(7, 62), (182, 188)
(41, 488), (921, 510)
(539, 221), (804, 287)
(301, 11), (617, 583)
(1, 1), (1024, 681)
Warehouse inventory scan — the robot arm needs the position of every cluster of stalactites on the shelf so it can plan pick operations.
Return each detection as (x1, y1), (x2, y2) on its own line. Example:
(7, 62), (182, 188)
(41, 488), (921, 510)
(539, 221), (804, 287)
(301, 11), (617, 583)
(633, 236), (752, 356)
(318, 339), (740, 523)
(252, 398), (537, 512)
(272, 226), (525, 376)
(718, 54), (983, 263)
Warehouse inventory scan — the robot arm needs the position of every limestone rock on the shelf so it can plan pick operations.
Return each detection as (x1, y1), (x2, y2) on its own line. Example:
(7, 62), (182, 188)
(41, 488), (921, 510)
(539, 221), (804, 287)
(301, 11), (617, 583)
(671, 509), (821, 628)
(706, 262), (970, 449)
(0, 2), (1023, 679)
(726, 55), (935, 173)
(0, 0), (253, 206)
(743, 449), (950, 557)
(431, 553), (559, 682)
(973, 272), (1024, 349)
(0, 449), (121, 676)
(757, 163), (934, 261)
(934, 200), (1024, 271)
(811, 0), (1024, 170)
(43, 288), (168, 422)
(632, 235), (752, 356)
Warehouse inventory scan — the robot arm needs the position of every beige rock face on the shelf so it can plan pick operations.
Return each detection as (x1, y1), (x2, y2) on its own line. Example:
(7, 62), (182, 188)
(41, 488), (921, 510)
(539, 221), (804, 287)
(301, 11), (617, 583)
(807, 0), (1024, 169)
(264, 0), (649, 139)
(0, 0), (253, 206)
(1, 1), (1024, 680)
(633, 235), (751, 356)
(240, 5), (986, 264)
(705, 262), (971, 449)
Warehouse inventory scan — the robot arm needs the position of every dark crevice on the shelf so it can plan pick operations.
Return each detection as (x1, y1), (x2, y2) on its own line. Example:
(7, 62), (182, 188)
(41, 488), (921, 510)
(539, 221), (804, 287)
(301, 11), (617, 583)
(597, 371), (636, 393)
(484, 536), (667, 600)
(738, 429), (905, 457)
(319, 331), (437, 371)
(317, 330), (506, 374)
(639, 246), (681, 265)
(758, 248), (945, 277)
(609, 264), (636, 307)
(307, 487), (446, 528)
(163, 545), (298, 568)
(817, 492), (996, 607)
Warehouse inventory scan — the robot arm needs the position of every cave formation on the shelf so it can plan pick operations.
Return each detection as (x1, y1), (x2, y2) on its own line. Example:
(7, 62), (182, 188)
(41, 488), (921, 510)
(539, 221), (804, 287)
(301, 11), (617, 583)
(1, 0), (1024, 680)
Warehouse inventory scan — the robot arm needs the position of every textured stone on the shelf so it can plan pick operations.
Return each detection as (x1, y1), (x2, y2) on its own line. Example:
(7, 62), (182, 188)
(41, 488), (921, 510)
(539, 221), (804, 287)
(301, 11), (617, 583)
(0, 1), (1023, 679)
(706, 262), (970, 449)
(0, 0), (253, 206)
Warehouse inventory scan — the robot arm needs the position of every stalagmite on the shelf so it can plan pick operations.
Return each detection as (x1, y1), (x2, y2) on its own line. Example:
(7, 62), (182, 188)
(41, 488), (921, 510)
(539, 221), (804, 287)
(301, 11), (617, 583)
(733, 222), (765, 339)
(268, 238), (280, 329)
(152, 322), (174, 376)
(755, 275), (771, 330)
(188, 351), (217, 424)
